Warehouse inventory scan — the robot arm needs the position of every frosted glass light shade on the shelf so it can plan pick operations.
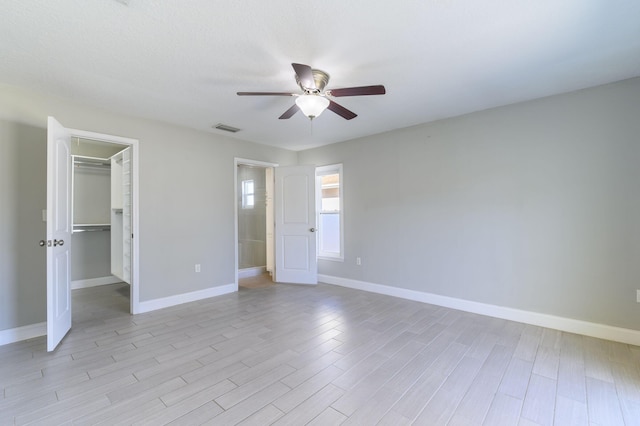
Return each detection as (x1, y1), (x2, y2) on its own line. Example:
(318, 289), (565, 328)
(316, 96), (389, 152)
(295, 95), (330, 119)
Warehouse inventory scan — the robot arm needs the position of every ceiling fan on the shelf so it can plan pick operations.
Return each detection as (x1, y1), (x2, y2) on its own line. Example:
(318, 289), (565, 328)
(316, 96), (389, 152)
(237, 63), (386, 120)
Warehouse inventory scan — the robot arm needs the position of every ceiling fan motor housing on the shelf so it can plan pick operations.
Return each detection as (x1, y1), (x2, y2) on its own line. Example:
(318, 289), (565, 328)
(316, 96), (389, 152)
(296, 69), (330, 93)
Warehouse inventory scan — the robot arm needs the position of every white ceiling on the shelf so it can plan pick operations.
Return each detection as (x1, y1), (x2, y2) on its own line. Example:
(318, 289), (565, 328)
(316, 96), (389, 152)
(1, 1), (639, 151)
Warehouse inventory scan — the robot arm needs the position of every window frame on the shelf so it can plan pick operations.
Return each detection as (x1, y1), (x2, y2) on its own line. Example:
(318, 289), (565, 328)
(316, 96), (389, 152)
(241, 179), (255, 209)
(316, 163), (344, 261)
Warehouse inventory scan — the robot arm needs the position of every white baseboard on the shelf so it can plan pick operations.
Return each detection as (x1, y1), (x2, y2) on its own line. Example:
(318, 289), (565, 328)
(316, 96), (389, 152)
(0, 322), (46, 347)
(238, 266), (266, 279)
(318, 274), (640, 347)
(71, 275), (122, 290)
(137, 283), (237, 314)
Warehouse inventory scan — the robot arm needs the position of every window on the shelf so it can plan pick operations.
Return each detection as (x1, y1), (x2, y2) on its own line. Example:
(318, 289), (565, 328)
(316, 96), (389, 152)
(316, 164), (343, 260)
(241, 179), (255, 209)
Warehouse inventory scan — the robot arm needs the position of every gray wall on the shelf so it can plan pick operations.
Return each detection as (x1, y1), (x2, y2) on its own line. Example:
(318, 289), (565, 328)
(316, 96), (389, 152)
(0, 85), (297, 332)
(71, 232), (112, 281)
(2, 78), (639, 334)
(298, 77), (640, 331)
(0, 120), (47, 329)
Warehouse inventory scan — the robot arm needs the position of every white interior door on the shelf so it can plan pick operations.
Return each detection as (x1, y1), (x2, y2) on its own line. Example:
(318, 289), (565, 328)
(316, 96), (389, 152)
(274, 165), (317, 284)
(47, 117), (72, 351)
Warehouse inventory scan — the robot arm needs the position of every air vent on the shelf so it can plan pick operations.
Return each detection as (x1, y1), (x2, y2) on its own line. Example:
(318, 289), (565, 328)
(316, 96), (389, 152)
(214, 123), (241, 133)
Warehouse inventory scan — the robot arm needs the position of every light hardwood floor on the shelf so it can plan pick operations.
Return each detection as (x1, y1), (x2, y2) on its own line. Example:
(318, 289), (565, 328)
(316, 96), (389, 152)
(1, 281), (639, 425)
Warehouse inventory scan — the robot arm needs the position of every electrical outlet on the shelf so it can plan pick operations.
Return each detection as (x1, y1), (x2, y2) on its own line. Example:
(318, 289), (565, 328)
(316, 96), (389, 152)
(637, 289), (640, 303)
(356, 257), (361, 266)
(195, 264), (201, 273)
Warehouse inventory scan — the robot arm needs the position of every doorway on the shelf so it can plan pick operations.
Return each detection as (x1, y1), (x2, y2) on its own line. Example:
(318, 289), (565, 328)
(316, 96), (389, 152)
(234, 159), (319, 288)
(66, 128), (139, 314)
(70, 138), (131, 315)
(234, 158), (276, 289)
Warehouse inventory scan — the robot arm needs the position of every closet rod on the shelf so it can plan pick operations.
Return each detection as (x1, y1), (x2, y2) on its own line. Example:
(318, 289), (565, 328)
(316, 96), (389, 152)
(73, 155), (111, 168)
(74, 163), (110, 170)
(72, 224), (111, 233)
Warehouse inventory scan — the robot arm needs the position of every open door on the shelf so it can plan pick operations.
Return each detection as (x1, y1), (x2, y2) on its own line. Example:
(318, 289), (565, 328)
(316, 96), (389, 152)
(46, 117), (72, 351)
(274, 165), (317, 284)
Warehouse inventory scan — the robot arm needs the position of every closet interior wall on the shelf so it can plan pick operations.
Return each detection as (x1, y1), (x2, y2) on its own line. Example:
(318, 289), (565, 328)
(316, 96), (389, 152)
(71, 157), (112, 284)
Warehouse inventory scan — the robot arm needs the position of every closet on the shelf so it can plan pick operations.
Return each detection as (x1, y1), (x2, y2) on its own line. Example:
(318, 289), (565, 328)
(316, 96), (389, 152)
(71, 143), (131, 288)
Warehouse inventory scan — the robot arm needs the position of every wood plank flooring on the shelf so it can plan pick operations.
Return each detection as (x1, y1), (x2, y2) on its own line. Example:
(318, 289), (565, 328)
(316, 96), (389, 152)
(1, 280), (639, 425)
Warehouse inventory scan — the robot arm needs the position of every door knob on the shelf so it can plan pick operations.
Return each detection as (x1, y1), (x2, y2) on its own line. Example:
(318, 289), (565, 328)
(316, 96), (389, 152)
(53, 239), (64, 247)
(309, 228), (316, 232)
(39, 240), (46, 247)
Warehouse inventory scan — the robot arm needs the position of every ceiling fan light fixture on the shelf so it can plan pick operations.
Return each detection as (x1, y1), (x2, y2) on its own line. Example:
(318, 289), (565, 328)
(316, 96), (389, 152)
(295, 95), (330, 120)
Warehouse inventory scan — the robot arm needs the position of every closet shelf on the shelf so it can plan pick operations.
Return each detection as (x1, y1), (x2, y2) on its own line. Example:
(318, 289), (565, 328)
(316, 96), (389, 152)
(73, 223), (111, 233)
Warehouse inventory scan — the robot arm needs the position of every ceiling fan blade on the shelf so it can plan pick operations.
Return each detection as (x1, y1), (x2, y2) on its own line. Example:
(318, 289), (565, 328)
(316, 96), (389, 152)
(237, 92), (295, 96)
(292, 63), (316, 90)
(327, 101), (357, 120)
(278, 104), (299, 119)
(328, 85), (386, 97)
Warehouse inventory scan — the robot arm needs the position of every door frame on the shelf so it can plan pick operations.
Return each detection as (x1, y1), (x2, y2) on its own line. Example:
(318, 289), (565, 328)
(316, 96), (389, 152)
(68, 128), (140, 314)
(234, 158), (278, 289)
